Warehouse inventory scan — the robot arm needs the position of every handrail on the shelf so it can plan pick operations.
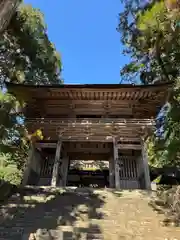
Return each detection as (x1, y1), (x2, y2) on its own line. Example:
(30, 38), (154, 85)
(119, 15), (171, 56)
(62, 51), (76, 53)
(26, 118), (154, 125)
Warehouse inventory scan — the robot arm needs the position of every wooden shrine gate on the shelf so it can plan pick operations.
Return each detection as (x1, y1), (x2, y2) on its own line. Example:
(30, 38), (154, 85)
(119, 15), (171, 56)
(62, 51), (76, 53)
(34, 141), (144, 189)
(6, 82), (171, 190)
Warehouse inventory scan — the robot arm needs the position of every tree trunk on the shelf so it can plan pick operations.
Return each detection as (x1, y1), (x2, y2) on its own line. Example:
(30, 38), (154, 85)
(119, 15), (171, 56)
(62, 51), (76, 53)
(0, 0), (21, 33)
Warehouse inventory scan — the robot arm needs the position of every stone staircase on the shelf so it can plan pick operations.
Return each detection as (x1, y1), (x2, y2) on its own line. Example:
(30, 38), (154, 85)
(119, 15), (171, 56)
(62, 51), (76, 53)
(0, 187), (180, 239)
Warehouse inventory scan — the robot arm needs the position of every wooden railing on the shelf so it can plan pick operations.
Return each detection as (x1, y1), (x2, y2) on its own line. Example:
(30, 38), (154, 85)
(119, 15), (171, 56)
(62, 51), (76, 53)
(27, 117), (154, 126)
(26, 118), (155, 142)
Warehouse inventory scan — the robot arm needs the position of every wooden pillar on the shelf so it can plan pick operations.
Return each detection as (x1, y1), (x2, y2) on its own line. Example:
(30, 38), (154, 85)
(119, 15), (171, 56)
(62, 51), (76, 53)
(64, 157), (70, 186)
(51, 139), (62, 187)
(109, 156), (115, 188)
(141, 138), (151, 190)
(59, 156), (69, 187)
(21, 143), (35, 187)
(113, 138), (120, 189)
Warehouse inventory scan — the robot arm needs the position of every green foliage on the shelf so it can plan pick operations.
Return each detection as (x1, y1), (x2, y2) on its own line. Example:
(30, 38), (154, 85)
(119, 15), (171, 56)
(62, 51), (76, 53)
(0, 3), (62, 85)
(0, 165), (22, 185)
(0, 91), (20, 141)
(162, 80), (180, 165)
(153, 175), (162, 183)
(147, 137), (162, 167)
(119, 0), (180, 167)
(0, 89), (28, 169)
(118, 0), (180, 83)
(137, 2), (166, 31)
(0, 2), (63, 175)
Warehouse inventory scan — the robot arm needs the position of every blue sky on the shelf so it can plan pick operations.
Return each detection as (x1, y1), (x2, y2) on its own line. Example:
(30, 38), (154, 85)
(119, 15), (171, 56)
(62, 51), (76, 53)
(24, 0), (130, 84)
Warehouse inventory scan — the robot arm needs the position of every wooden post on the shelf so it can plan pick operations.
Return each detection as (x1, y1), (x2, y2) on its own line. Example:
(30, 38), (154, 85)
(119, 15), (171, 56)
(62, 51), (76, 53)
(63, 157), (69, 186)
(141, 137), (151, 190)
(109, 156), (115, 188)
(59, 156), (69, 187)
(21, 143), (35, 187)
(51, 139), (62, 187)
(113, 138), (120, 189)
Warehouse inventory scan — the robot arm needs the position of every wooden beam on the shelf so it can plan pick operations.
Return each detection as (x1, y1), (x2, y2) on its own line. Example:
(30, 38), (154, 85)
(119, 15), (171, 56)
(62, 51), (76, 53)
(113, 137), (120, 189)
(59, 156), (69, 187)
(26, 118), (154, 141)
(66, 148), (111, 154)
(35, 135), (141, 143)
(109, 156), (115, 188)
(26, 118), (154, 144)
(117, 144), (141, 150)
(68, 153), (109, 161)
(26, 117), (154, 125)
(51, 139), (62, 187)
(35, 142), (57, 148)
(140, 138), (151, 190)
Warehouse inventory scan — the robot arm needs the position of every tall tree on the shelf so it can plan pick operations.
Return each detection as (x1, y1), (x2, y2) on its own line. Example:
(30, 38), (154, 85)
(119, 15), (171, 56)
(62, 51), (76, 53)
(118, 0), (180, 84)
(118, 0), (180, 166)
(0, 3), (63, 172)
(0, 4), (62, 85)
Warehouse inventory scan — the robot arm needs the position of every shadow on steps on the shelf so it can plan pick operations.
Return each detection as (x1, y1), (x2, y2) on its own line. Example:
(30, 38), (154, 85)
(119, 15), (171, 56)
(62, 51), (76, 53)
(0, 186), (106, 239)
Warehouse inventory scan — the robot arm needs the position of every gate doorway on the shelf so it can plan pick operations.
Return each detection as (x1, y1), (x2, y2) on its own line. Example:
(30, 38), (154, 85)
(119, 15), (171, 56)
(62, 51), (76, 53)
(67, 160), (109, 188)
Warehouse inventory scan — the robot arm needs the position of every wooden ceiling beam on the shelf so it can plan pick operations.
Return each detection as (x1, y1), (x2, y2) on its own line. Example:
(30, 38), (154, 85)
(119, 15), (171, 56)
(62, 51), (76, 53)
(23, 90), (167, 101)
(68, 152), (109, 161)
(67, 148), (110, 154)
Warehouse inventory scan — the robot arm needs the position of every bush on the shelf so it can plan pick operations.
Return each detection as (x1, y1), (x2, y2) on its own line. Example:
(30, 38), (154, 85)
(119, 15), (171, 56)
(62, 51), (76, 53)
(156, 185), (180, 225)
(0, 165), (22, 186)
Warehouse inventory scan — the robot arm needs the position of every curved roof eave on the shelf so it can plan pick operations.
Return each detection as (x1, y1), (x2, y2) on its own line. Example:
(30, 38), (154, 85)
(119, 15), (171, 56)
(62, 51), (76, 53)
(6, 81), (172, 90)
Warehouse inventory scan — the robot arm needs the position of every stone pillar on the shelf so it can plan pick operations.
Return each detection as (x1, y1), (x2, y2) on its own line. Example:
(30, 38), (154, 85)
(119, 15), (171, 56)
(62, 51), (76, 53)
(51, 139), (62, 187)
(21, 143), (35, 187)
(113, 138), (120, 189)
(59, 156), (69, 187)
(141, 138), (151, 190)
(109, 156), (115, 188)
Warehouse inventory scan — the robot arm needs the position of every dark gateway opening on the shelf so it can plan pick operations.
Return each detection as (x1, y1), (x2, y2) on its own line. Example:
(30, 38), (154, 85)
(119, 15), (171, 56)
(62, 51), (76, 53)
(67, 160), (109, 188)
